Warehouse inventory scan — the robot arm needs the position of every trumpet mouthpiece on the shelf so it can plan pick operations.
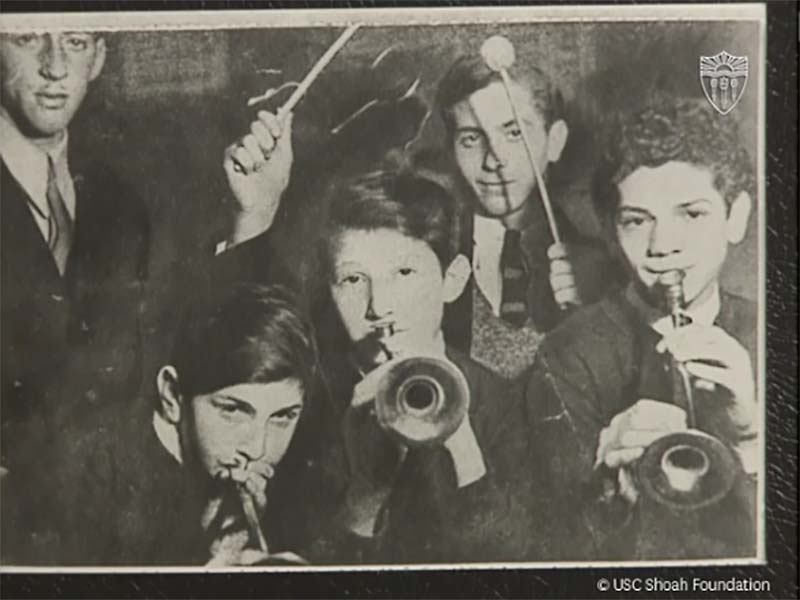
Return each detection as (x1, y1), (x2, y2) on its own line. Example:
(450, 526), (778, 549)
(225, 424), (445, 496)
(656, 270), (688, 326)
(481, 35), (516, 72)
(657, 269), (685, 305)
(656, 270), (685, 288)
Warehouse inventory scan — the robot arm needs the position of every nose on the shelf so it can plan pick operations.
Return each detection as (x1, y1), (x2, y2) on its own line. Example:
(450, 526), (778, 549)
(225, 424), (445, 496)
(482, 140), (507, 173)
(39, 34), (68, 81)
(365, 277), (395, 322)
(647, 216), (684, 258)
(238, 421), (268, 463)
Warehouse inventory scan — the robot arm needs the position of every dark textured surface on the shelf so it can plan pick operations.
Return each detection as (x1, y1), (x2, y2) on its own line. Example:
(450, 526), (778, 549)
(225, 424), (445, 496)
(1, 1), (797, 598)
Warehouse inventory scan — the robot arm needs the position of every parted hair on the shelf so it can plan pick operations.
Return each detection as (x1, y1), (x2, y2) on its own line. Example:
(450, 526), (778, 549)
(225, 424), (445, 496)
(170, 284), (317, 400)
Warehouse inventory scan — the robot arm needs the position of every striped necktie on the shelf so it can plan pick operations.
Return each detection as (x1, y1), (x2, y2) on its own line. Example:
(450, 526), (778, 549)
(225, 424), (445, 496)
(46, 154), (74, 276)
(499, 229), (529, 327)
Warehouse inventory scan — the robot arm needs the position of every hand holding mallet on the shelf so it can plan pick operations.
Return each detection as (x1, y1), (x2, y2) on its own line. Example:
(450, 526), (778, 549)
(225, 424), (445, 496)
(480, 35), (580, 310)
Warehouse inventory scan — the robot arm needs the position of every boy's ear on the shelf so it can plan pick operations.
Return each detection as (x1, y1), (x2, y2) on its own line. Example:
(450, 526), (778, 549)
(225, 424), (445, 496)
(443, 254), (472, 303)
(156, 366), (183, 425)
(726, 191), (752, 244)
(545, 119), (569, 164)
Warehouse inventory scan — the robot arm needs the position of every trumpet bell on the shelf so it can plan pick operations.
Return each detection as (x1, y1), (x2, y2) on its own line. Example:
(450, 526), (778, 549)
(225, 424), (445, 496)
(375, 357), (469, 446)
(635, 430), (739, 511)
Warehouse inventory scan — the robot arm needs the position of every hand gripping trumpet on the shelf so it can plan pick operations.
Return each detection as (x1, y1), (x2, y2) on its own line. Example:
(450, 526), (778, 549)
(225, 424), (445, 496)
(224, 472), (308, 565)
(635, 270), (738, 510)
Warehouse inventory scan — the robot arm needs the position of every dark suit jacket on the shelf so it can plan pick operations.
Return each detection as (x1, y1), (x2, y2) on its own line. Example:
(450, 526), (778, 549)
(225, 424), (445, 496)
(7, 401), (209, 566)
(377, 348), (592, 563)
(0, 221), (340, 566)
(310, 347), (592, 564)
(527, 288), (758, 559)
(1, 155), (149, 470)
(443, 199), (623, 354)
(1, 391), (340, 566)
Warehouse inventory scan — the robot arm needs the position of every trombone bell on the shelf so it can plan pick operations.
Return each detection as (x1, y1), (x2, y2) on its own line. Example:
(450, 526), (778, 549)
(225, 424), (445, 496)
(375, 357), (469, 446)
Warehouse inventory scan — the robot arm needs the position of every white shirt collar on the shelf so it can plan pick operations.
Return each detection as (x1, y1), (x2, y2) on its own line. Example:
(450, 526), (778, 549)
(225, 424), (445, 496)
(472, 214), (508, 316)
(626, 282), (721, 337)
(418, 330), (448, 360)
(152, 410), (183, 465)
(0, 110), (72, 220)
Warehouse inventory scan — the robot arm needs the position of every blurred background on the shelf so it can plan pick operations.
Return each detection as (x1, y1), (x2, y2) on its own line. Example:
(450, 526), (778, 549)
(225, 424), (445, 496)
(67, 20), (761, 390)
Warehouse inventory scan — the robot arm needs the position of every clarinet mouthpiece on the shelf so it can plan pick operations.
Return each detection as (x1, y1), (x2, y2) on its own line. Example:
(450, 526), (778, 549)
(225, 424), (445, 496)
(656, 270), (690, 327)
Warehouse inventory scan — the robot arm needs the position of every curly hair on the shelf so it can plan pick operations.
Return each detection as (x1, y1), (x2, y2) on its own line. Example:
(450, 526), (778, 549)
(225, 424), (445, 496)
(593, 97), (754, 221)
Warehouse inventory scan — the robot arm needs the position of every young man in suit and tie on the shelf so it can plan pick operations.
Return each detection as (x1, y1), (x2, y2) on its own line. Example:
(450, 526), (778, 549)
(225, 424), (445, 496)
(0, 32), (149, 472)
(434, 54), (622, 380)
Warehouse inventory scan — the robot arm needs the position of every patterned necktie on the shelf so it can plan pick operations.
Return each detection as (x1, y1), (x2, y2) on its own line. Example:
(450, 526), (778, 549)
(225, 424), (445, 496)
(46, 155), (74, 276)
(499, 229), (529, 327)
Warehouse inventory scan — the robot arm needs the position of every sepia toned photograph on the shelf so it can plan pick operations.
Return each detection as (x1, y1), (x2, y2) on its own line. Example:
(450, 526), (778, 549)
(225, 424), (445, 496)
(0, 4), (768, 573)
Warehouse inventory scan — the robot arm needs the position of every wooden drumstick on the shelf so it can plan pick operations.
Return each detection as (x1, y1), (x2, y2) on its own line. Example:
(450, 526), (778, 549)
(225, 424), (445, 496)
(480, 35), (562, 245)
(234, 24), (362, 172)
(275, 23), (361, 120)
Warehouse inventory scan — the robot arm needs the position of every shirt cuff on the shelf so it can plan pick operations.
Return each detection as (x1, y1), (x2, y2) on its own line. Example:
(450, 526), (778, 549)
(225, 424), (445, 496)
(445, 418), (487, 488)
(734, 436), (759, 475)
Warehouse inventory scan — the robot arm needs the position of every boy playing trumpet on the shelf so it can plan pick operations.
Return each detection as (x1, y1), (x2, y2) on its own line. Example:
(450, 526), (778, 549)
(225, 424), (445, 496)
(529, 97), (759, 559)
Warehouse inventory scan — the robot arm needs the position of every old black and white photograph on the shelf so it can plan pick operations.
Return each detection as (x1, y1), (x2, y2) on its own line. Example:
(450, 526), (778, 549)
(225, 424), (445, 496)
(0, 3), (776, 576)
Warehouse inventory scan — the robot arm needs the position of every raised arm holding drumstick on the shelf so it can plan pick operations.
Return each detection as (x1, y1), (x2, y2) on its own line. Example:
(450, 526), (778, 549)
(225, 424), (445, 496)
(223, 24), (361, 248)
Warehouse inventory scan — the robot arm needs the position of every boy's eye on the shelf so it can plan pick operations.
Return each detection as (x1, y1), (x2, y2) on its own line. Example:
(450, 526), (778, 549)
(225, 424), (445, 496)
(505, 126), (523, 141)
(338, 273), (364, 286)
(64, 34), (91, 51)
(270, 407), (302, 427)
(212, 398), (244, 416)
(457, 132), (483, 149)
(684, 208), (709, 221)
(11, 34), (42, 48)
(617, 214), (650, 229)
(397, 267), (416, 277)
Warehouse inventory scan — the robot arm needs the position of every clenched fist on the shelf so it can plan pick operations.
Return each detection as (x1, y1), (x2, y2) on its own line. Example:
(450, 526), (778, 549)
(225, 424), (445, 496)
(548, 242), (581, 309)
(223, 110), (294, 246)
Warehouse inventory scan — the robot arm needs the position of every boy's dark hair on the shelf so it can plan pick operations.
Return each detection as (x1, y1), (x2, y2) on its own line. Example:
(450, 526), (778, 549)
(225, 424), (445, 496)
(592, 97), (755, 222)
(320, 170), (460, 275)
(436, 53), (564, 139)
(170, 284), (317, 400)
